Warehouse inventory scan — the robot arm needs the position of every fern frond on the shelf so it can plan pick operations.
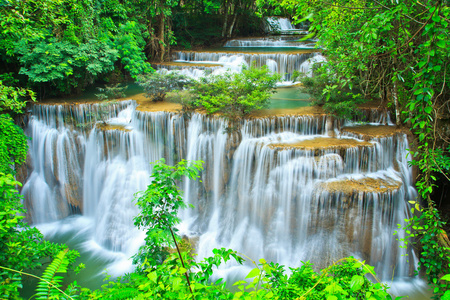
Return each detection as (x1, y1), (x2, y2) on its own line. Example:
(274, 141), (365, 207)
(35, 249), (73, 300)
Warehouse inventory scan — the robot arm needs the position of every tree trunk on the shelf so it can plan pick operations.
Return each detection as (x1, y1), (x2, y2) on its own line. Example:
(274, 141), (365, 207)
(227, 9), (238, 37)
(159, 13), (165, 62)
(393, 82), (401, 126)
(222, 0), (229, 38)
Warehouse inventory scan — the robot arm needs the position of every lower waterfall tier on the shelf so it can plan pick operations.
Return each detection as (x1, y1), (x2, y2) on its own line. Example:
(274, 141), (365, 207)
(22, 100), (418, 285)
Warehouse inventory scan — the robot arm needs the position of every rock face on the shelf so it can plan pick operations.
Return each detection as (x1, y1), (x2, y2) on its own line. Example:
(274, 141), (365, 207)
(23, 100), (417, 281)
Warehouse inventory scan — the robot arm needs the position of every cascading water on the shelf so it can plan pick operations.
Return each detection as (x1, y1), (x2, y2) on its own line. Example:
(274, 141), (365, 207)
(22, 99), (426, 295)
(265, 17), (308, 34)
(224, 37), (315, 48)
(21, 25), (430, 298)
(171, 51), (322, 82)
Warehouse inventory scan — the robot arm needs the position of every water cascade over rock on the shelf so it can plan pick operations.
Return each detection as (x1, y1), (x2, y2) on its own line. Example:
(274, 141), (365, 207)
(23, 100), (418, 284)
(156, 20), (322, 83)
(170, 51), (319, 81)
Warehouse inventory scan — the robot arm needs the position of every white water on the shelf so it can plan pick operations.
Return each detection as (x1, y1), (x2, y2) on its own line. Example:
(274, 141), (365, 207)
(224, 37), (315, 48)
(21, 25), (429, 297)
(171, 51), (322, 82)
(22, 100), (428, 298)
(264, 17), (309, 34)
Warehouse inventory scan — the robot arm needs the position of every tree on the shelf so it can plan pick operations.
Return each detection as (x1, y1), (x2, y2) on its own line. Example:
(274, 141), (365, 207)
(193, 64), (280, 130)
(298, 69), (366, 119)
(16, 38), (118, 95)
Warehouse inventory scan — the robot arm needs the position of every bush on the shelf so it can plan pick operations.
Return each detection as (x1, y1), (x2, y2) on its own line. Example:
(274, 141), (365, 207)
(299, 68), (367, 120)
(138, 72), (194, 102)
(166, 90), (197, 114)
(193, 65), (280, 129)
(95, 83), (128, 101)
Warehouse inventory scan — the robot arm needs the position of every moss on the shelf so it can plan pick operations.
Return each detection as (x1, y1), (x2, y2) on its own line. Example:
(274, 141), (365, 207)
(268, 137), (372, 150)
(318, 177), (402, 194)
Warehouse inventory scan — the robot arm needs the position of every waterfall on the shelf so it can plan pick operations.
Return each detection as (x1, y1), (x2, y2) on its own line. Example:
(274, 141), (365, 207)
(224, 37), (315, 48)
(23, 101), (418, 284)
(266, 17), (295, 31)
(172, 51), (320, 81)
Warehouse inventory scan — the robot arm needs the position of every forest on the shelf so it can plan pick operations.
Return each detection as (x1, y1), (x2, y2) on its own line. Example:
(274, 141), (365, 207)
(0, 0), (449, 299)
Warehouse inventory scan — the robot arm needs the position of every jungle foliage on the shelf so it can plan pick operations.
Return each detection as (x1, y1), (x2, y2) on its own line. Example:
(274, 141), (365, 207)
(298, 70), (366, 119)
(0, 85), (79, 299)
(0, 0), (282, 98)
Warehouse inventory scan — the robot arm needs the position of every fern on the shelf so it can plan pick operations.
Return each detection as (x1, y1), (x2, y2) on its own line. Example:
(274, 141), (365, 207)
(35, 249), (73, 300)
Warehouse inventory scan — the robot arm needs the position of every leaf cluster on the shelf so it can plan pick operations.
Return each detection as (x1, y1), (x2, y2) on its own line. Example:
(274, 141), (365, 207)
(81, 250), (393, 300)
(397, 202), (450, 298)
(298, 68), (366, 120)
(0, 114), (28, 175)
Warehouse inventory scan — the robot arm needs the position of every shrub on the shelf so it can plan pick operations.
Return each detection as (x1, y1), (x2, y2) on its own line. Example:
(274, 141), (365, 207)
(138, 72), (193, 102)
(299, 67), (367, 120)
(193, 64), (280, 130)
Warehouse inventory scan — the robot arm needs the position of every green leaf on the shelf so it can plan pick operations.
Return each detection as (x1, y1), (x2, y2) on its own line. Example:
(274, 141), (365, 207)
(440, 274), (450, 281)
(350, 275), (364, 292)
(437, 40), (446, 48)
(245, 268), (260, 279)
(442, 291), (450, 300)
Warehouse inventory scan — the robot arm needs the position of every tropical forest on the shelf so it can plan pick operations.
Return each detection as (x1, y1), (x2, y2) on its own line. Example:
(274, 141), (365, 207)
(0, 0), (449, 299)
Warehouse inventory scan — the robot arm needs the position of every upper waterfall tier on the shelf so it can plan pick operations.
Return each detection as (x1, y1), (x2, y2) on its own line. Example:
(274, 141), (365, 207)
(23, 101), (417, 283)
(171, 50), (322, 81)
(265, 17), (309, 35)
(224, 36), (316, 48)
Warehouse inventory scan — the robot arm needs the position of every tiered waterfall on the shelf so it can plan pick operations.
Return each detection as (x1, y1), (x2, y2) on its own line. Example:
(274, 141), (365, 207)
(22, 20), (424, 295)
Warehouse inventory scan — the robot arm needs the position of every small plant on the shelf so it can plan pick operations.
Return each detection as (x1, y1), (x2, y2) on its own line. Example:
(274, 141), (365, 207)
(35, 249), (78, 300)
(166, 90), (198, 115)
(133, 159), (203, 269)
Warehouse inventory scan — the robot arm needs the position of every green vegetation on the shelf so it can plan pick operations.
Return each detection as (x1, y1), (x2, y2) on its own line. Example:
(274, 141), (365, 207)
(132, 158), (203, 270)
(0, 88), (79, 299)
(298, 70), (366, 119)
(192, 65), (280, 124)
(80, 252), (395, 299)
(0, 0), (281, 98)
(95, 83), (128, 101)
(139, 66), (280, 130)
